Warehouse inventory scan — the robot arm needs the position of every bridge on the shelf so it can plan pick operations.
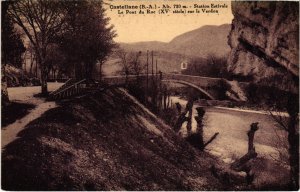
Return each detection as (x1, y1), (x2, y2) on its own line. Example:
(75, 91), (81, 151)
(101, 73), (225, 100)
(49, 73), (246, 101)
(102, 73), (222, 87)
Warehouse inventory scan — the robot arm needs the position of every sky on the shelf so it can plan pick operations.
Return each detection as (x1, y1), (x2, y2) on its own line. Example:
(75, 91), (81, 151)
(105, 1), (233, 43)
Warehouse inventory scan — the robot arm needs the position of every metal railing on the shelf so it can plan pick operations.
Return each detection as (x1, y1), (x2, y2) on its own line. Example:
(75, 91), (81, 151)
(49, 79), (86, 100)
(49, 78), (73, 96)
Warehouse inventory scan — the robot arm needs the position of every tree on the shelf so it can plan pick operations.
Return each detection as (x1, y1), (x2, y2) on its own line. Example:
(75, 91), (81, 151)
(182, 55), (229, 78)
(26, 43), (37, 77)
(45, 43), (66, 80)
(2, 1), (26, 76)
(115, 48), (131, 77)
(116, 49), (145, 76)
(270, 95), (299, 189)
(2, 2), (26, 69)
(286, 96), (299, 189)
(207, 55), (228, 78)
(2, 1), (26, 106)
(7, 0), (66, 95)
(58, 0), (116, 81)
(130, 51), (144, 76)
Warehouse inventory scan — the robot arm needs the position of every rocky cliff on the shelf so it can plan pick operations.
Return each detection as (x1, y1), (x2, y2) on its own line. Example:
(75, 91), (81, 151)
(228, 2), (299, 93)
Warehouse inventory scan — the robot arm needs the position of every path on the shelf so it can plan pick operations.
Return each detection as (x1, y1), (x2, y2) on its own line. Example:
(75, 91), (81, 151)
(2, 83), (63, 149)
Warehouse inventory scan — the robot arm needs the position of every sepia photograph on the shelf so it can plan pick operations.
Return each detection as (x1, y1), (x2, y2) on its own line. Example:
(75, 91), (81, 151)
(1, 0), (299, 190)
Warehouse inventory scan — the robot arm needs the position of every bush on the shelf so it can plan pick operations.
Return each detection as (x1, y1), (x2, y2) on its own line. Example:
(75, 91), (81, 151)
(245, 83), (295, 110)
(182, 55), (232, 79)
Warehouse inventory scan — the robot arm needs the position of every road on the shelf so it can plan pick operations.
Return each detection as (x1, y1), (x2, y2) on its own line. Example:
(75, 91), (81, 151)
(2, 83), (63, 149)
(7, 83), (63, 104)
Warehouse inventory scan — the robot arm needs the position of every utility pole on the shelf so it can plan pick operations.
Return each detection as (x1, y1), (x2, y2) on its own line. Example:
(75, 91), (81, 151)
(151, 51), (154, 77)
(156, 59), (158, 82)
(152, 51), (158, 110)
(146, 50), (149, 103)
(156, 59), (161, 109)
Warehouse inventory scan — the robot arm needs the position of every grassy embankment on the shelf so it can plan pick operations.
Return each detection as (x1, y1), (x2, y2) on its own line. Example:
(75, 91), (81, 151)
(2, 88), (229, 190)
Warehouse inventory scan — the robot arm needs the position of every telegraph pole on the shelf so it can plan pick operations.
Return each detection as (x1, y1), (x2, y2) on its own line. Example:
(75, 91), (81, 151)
(146, 50), (149, 103)
(155, 59), (158, 82)
(151, 51), (154, 76)
(151, 51), (154, 108)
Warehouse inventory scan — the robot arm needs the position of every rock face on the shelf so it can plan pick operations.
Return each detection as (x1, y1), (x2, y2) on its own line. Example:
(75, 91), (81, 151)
(228, 2), (299, 92)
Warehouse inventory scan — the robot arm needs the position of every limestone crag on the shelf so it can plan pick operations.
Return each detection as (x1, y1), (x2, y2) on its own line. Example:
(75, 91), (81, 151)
(228, 1), (299, 92)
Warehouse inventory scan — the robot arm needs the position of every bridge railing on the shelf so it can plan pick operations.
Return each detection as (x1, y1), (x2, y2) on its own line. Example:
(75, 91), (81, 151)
(48, 79), (86, 100)
(100, 73), (224, 90)
(162, 73), (223, 87)
(49, 78), (73, 96)
(102, 74), (159, 86)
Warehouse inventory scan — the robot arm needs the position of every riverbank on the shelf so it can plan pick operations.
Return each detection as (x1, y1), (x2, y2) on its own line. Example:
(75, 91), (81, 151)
(170, 96), (290, 188)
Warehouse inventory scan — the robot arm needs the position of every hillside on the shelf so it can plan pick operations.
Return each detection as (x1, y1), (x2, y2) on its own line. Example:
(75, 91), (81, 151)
(108, 24), (231, 75)
(2, 88), (226, 190)
(119, 41), (168, 53)
(168, 24), (231, 58)
(120, 24), (231, 58)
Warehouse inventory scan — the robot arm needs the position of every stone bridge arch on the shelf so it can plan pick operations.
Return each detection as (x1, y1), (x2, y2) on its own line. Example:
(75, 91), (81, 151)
(102, 74), (221, 100)
(161, 79), (216, 100)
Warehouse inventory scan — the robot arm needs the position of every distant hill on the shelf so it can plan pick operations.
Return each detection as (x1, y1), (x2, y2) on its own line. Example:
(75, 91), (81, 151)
(120, 24), (231, 58)
(104, 24), (231, 75)
(168, 24), (231, 58)
(120, 41), (168, 53)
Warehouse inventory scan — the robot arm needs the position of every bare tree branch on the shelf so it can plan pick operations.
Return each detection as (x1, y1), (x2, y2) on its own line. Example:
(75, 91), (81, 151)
(203, 132), (219, 148)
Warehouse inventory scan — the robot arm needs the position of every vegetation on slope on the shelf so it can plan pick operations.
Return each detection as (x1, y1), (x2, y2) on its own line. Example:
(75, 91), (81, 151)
(2, 88), (225, 190)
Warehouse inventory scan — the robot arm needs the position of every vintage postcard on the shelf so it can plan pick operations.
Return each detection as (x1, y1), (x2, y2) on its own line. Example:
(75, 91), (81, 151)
(1, 0), (299, 190)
